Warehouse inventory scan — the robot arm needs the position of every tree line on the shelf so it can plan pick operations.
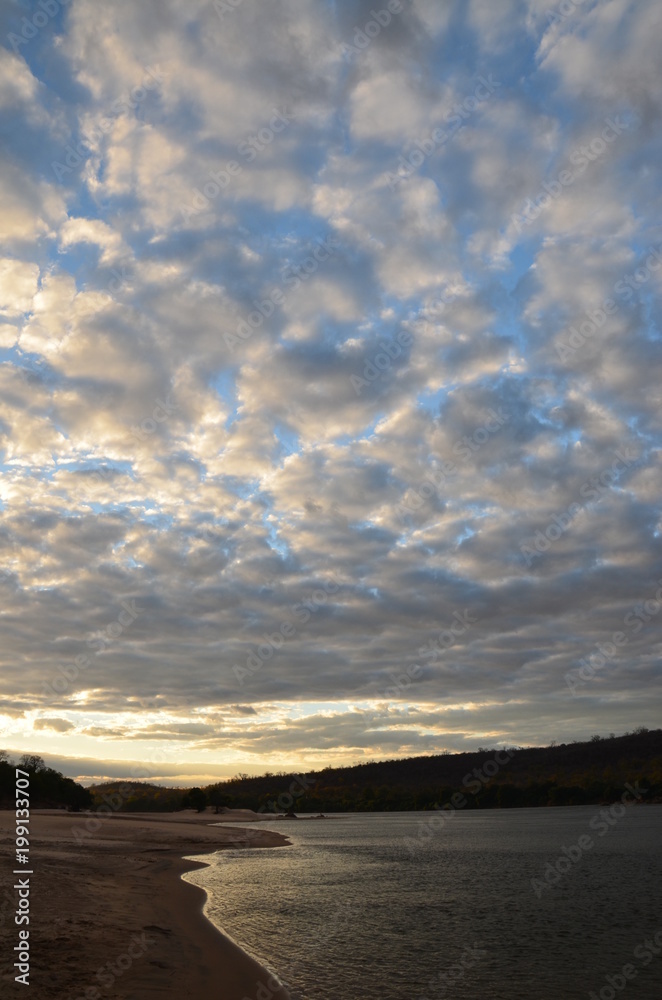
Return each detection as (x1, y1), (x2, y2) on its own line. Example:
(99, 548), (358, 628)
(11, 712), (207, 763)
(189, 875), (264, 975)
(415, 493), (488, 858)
(88, 728), (662, 814)
(0, 753), (92, 810)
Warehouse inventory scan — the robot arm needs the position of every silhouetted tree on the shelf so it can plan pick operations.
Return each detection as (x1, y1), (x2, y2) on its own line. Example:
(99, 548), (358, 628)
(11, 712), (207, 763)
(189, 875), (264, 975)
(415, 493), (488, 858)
(184, 787), (207, 812)
(19, 754), (46, 772)
(207, 786), (228, 813)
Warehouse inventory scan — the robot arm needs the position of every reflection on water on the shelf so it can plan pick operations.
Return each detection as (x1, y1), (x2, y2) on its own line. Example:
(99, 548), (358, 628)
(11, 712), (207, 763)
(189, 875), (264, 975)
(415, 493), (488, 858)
(184, 806), (662, 1000)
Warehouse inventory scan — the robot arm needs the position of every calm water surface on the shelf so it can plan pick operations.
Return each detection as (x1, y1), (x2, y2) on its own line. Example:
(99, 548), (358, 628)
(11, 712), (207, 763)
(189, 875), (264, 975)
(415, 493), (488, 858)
(184, 807), (662, 999)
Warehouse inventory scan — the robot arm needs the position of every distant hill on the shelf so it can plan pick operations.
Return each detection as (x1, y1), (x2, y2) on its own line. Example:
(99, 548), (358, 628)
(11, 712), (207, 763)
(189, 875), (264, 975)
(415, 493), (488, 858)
(88, 781), (188, 813)
(87, 728), (662, 814)
(205, 727), (662, 812)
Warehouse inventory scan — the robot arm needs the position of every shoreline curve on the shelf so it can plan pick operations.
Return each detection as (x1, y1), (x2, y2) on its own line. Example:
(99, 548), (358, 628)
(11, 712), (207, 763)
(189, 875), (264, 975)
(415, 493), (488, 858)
(0, 809), (292, 1000)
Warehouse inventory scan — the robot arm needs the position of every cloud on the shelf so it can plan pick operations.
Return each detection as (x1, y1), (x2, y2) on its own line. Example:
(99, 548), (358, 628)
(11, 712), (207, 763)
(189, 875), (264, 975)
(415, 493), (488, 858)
(0, 0), (659, 778)
(0, 259), (40, 316)
(33, 717), (75, 733)
(59, 217), (130, 264)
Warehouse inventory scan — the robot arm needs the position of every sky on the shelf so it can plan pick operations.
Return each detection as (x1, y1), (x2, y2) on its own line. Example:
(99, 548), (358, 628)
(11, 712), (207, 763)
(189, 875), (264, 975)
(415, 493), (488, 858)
(0, 0), (660, 787)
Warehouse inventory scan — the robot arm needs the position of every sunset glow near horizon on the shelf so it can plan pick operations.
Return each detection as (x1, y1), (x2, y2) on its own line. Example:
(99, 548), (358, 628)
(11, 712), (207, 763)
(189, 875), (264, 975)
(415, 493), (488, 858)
(0, 0), (661, 786)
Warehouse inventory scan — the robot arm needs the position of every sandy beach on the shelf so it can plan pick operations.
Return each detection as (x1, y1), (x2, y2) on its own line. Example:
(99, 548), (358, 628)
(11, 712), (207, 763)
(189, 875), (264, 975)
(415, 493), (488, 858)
(0, 809), (292, 1000)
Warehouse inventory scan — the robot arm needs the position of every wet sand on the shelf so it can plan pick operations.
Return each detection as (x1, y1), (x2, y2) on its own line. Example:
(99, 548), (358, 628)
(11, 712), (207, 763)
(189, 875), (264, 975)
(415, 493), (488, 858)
(0, 810), (292, 999)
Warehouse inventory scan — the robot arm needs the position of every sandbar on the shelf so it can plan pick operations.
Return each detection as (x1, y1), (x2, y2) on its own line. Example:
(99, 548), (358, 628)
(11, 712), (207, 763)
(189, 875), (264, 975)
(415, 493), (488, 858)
(0, 809), (292, 999)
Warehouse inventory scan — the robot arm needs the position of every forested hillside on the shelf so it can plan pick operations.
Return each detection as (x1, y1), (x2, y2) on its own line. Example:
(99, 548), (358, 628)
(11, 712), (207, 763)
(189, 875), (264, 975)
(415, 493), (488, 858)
(87, 728), (662, 813)
(204, 727), (661, 812)
(0, 753), (92, 810)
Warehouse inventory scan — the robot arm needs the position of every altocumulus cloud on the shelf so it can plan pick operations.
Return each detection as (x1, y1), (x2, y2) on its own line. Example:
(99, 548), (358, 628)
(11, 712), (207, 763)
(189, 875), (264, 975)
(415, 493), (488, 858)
(0, 0), (660, 779)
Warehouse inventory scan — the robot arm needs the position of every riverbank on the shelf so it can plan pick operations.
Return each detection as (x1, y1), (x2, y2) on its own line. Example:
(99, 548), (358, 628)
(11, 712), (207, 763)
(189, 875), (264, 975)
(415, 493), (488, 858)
(0, 810), (292, 999)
